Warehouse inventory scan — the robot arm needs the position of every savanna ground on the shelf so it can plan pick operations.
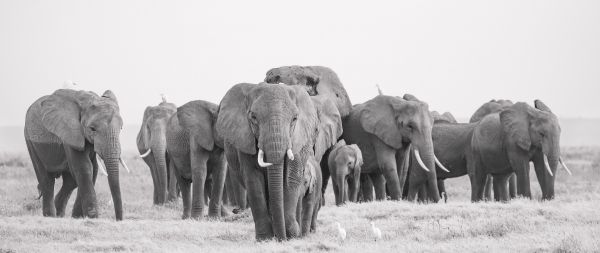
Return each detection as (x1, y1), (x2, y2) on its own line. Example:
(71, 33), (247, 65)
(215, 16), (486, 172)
(0, 147), (599, 252)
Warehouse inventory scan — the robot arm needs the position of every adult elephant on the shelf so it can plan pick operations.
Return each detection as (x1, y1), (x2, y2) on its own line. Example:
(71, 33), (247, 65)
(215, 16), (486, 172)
(403, 111), (474, 202)
(216, 83), (340, 241)
(327, 140), (363, 206)
(166, 100), (227, 219)
(137, 97), (178, 205)
(470, 100), (570, 201)
(264, 65), (351, 205)
(24, 89), (126, 220)
(469, 99), (516, 200)
(343, 94), (441, 202)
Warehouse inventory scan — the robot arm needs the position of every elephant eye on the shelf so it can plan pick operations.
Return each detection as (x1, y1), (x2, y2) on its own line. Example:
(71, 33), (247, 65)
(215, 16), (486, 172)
(89, 126), (96, 132)
(292, 115), (298, 122)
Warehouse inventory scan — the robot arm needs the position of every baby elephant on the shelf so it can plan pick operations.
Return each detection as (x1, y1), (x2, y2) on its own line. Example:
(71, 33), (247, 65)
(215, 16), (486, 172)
(328, 140), (363, 206)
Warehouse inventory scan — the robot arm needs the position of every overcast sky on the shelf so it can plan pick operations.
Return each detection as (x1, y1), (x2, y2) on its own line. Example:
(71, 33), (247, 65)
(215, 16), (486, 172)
(1, 1), (598, 126)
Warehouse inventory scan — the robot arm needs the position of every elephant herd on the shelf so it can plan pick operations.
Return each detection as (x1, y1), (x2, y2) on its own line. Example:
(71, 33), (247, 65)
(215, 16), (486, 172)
(23, 65), (570, 241)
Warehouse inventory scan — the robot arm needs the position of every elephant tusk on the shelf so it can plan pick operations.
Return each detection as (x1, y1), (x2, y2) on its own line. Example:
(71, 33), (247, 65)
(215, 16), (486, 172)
(140, 149), (151, 158)
(96, 154), (108, 176)
(559, 157), (572, 176)
(120, 158), (131, 173)
(414, 149), (430, 172)
(257, 149), (273, 167)
(287, 149), (294, 161)
(543, 154), (554, 177)
(434, 155), (450, 173)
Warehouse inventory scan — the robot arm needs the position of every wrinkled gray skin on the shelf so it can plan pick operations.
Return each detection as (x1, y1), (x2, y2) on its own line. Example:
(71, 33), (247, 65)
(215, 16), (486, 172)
(263, 65), (351, 206)
(137, 101), (178, 205)
(166, 100), (228, 219)
(327, 140), (363, 206)
(470, 100), (563, 201)
(403, 111), (475, 203)
(469, 99), (516, 200)
(25, 89), (124, 220)
(217, 83), (340, 241)
(343, 94), (440, 202)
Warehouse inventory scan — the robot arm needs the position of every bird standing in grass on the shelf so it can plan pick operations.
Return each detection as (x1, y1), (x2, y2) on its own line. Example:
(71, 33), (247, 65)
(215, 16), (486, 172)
(370, 222), (382, 241)
(336, 222), (346, 242)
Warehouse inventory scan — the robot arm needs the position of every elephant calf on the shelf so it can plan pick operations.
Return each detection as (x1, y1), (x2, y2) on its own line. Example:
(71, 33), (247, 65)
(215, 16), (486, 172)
(326, 140), (363, 206)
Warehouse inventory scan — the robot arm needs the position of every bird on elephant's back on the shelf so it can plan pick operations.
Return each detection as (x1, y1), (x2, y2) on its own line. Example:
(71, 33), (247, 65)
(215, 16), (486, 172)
(216, 83), (341, 241)
(342, 94), (444, 203)
(24, 89), (127, 220)
(137, 96), (178, 205)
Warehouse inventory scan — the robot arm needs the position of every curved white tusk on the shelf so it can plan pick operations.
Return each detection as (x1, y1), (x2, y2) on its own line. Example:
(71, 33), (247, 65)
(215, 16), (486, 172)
(287, 149), (294, 161)
(543, 154), (554, 177)
(96, 154), (108, 176)
(120, 158), (131, 173)
(434, 155), (450, 173)
(414, 149), (430, 172)
(559, 157), (572, 176)
(140, 149), (151, 158)
(257, 149), (273, 167)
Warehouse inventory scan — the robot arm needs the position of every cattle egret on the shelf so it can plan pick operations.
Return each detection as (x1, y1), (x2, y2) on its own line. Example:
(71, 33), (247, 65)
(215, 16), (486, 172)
(370, 222), (382, 241)
(336, 222), (346, 242)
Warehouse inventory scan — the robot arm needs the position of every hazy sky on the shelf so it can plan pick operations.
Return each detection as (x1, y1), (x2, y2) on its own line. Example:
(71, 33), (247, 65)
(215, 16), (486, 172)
(1, 1), (598, 126)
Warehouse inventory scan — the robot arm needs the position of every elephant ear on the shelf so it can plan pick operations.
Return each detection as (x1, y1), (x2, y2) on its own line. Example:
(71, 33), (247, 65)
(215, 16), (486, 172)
(289, 86), (319, 155)
(349, 144), (363, 166)
(500, 102), (532, 151)
(442, 112), (457, 123)
(360, 96), (404, 149)
(403, 93), (420, 102)
(534, 99), (552, 112)
(101, 90), (118, 103)
(137, 106), (152, 151)
(311, 96), (343, 160)
(178, 100), (218, 151)
(216, 83), (256, 155)
(40, 93), (85, 151)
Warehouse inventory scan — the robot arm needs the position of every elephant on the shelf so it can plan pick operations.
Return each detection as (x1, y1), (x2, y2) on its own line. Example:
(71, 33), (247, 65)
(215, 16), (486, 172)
(216, 83), (340, 241)
(327, 140), (363, 206)
(24, 89), (126, 220)
(166, 100), (228, 219)
(137, 97), (178, 205)
(264, 65), (351, 206)
(343, 94), (441, 202)
(469, 99), (516, 200)
(469, 100), (569, 201)
(402, 111), (475, 202)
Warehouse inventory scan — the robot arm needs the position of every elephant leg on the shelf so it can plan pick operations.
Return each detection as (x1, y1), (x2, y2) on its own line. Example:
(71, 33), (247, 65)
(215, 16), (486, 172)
(532, 153), (552, 200)
(26, 141), (56, 217)
(469, 171), (487, 202)
(71, 192), (84, 218)
(347, 176), (358, 203)
(55, 172), (77, 217)
(382, 164), (402, 200)
(371, 174), (386, 201)
(483, 174), (493, 201)
(331, 178), (342, 205)
(492, 174), (510, 202)
(190, 148), (209, 219)
(437, 179), (446, 201)
(204, 176), (212, 205)
(320, 155), (331, 206)
(508, 173), (517, 199)
(66, 147), (98, 218)
(207, 150), (226, 218)
(511, 156), (532, 199)
(241, 160), (273, 240)
(300, 194), (315, 236)
(417, 185), (428, 203)
(360, 174), (374, 202)
(167, 157), (178, 202)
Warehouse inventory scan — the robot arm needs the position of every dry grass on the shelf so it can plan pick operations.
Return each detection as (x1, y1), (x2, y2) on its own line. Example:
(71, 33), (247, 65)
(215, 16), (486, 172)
(1, 147), (599, 252)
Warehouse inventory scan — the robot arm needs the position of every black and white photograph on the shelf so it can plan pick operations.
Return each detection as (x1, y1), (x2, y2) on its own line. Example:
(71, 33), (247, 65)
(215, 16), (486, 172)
(0, 1), (599, 252)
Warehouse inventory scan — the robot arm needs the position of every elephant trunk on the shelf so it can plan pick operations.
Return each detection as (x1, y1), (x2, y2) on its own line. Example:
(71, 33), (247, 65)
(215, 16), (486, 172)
(335, 174), (346, 206)
(419, 137), (440, 203)
(267, 163), (286, 241)
(153, 147), (168, 204)
(101, 132), (123, 220)
(261, 119), (290, 241)
(351, 165), (361, 202)
(542, 139), (560, 200)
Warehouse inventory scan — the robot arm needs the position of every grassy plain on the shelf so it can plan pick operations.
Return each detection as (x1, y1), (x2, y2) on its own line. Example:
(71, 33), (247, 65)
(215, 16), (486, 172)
(0, 147), (599, 252)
